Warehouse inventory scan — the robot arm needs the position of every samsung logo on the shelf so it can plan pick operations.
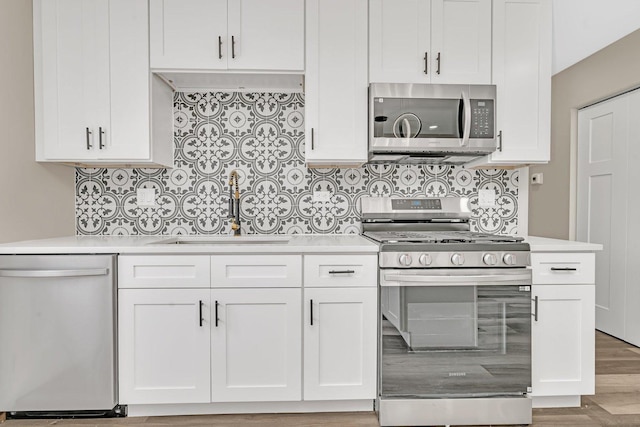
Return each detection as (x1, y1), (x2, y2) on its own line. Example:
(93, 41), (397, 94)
(448, 372), (467, 377)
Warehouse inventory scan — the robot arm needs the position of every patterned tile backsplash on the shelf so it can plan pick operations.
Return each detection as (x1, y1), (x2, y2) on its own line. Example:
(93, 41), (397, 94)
(75, 92), (519, 236)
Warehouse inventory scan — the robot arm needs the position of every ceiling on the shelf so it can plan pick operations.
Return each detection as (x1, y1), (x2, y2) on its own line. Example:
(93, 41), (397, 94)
(553, 0), (640, 75)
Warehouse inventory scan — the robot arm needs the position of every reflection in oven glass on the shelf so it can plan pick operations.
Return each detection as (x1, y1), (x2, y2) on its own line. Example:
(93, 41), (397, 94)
(381, 285), (531, 399)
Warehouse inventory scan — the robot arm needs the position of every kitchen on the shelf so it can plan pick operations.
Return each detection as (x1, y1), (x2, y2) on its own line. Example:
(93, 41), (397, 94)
(0, 0), (639, 426)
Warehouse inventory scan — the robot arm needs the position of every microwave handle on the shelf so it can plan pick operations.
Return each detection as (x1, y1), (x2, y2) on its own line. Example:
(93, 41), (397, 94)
(460, 91), (471, 147)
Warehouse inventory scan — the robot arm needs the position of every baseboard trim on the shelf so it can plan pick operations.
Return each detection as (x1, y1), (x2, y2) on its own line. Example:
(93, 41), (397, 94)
(126, 400), (375, 417)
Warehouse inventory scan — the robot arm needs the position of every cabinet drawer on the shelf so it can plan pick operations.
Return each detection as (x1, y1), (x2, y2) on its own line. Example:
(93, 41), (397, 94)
(211, 255), (302, 288)
(118, 255), (211, 288)
(532, 253), (595, 285)
(304, 255), (377, 287)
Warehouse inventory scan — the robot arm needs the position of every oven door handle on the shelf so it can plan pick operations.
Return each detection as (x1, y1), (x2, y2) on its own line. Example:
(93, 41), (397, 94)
(383, 273), (531, 285)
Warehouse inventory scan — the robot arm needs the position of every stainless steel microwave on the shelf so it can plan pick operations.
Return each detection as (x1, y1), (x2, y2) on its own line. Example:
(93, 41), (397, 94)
(369, 83), (497, 164)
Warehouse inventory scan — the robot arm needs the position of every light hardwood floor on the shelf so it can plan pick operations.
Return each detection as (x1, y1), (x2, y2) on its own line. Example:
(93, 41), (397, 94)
(2, 331), (639, 427)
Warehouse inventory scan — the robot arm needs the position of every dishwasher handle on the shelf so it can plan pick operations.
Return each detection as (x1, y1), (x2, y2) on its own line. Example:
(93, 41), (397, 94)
(0, 268), (109, 278)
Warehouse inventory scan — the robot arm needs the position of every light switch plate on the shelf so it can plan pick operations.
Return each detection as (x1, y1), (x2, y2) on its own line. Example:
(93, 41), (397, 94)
(313, 191), (331, 202)
(478, 189), (496, 208)
(137, 188), (156, 207)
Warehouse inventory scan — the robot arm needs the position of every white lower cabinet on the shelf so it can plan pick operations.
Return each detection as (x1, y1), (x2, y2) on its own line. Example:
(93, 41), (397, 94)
(303, 287), (377, 400)
(531, 284), (595, 397)
(118, 253), (377, 411)
(211, 288), (302, 402)
(118, 289), (211, 404)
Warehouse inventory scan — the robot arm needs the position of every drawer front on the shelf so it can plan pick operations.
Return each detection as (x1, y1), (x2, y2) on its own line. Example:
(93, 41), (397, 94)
(304, 255), (378, 288)
(532, 252), (595, 285)
(118, 255), (211, 289)
(211, 255), (302, 288)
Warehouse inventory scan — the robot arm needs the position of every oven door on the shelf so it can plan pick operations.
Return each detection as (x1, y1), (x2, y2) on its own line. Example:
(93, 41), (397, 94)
(379, 268), (532, 399)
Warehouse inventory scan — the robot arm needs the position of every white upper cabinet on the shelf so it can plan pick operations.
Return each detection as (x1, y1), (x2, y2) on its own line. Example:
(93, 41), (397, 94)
(305, 0), (369, 167)
(369, 0), (492, 84)
(468, 0), (552, 167)
(33, 0), (174, 167)
(150, 0), (227, 70)
(150, 0), (304, 71)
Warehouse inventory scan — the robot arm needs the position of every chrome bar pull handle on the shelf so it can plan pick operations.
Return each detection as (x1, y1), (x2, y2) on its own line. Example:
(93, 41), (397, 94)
(214, 300), (219, 327)
(99, 127), (105, 149)
(218, 36), (222, 59)
(310, 299), (314, 326)
(498, 130), (503, 151)
(533, 296), (539, 322)
(329, 270), (355, 274)
(199, 300), (203, 327)
(550, 267), (578, 271)
(86, 127), (92, 150)
(423, 52), (428, 74)
(436, 52), (441, 75)
(231, 35), (236, 59)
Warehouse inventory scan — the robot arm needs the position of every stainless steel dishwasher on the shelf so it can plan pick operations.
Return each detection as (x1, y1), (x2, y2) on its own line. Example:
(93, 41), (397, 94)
(0, 255), (120, 417)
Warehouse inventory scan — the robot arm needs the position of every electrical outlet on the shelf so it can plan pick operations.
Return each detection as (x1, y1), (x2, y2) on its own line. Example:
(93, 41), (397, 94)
(531, 173), (544, 185)
(313, 191), (331, 202)
(478, 189), (496, 208)
(137, 188), (156, 207)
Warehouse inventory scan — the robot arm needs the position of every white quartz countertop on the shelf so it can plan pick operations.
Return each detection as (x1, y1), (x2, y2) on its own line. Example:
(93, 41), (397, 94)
(0, 235), (379, 255)
(525, 236), (603, 252)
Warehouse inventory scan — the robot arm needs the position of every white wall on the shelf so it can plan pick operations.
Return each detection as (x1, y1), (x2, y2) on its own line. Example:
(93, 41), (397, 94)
(553, 0), (640, 74)
(0, 0), (75, 243)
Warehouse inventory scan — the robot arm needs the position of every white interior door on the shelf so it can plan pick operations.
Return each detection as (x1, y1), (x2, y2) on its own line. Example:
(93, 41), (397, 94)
(577, 93), (630, 339)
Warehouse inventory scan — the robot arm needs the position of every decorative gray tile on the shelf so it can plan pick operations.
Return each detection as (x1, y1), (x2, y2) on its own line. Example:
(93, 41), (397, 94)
(76, 91), (520, 236)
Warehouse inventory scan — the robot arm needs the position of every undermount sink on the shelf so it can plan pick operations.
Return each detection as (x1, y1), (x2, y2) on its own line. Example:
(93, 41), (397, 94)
(150, 236), (292, 245)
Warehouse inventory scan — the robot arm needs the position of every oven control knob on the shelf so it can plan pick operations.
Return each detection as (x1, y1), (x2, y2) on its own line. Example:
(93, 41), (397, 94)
(451, 253), (465, 266)
(483, 253), (498, 266)
(503, 253), (517, 265)
(419, 253), (432, 266)
(398, 254), (413, 266)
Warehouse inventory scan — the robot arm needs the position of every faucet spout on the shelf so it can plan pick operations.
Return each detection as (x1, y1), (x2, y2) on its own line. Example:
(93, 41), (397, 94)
(228, 170), (241, 236)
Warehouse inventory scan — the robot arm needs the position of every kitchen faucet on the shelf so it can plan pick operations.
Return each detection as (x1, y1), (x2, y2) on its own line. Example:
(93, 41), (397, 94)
(228, 170), (241, 236)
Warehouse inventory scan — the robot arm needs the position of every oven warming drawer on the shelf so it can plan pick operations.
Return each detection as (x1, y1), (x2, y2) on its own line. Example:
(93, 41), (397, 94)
(378, 397), (532, 426)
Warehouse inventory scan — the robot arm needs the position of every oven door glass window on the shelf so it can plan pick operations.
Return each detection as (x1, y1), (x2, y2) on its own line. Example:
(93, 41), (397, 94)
(380, 281), (531, 399)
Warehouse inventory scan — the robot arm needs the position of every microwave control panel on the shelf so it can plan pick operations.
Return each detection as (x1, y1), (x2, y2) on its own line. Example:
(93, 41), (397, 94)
(470, 99), (494, 139)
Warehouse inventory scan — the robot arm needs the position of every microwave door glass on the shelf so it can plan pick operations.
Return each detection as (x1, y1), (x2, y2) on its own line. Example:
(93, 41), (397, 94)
(373, 97), (462, 139)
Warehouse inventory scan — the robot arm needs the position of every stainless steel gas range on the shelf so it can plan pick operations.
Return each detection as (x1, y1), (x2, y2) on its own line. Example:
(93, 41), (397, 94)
(361, 196), (532, 427)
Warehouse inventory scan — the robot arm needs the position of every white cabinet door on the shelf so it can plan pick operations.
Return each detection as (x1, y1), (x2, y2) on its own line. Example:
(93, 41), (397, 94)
(305, 0), (368, 167)
(35, 0), (172, 166)
(227, 0), (304, 71)
(531, 285), (595, 397)
(150, 0), (227, 70)
(369, 0), (490, 84)
(369, 0), (431, 83)
(304, 287), (377, 400)
(106, 0), (150, 160)
(430, 0), (491, 84)
(211, 288), (302, 402)
(471, 0), (552, 167)
(118, 289), (211, 404)
(37, 0), (110, 160)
